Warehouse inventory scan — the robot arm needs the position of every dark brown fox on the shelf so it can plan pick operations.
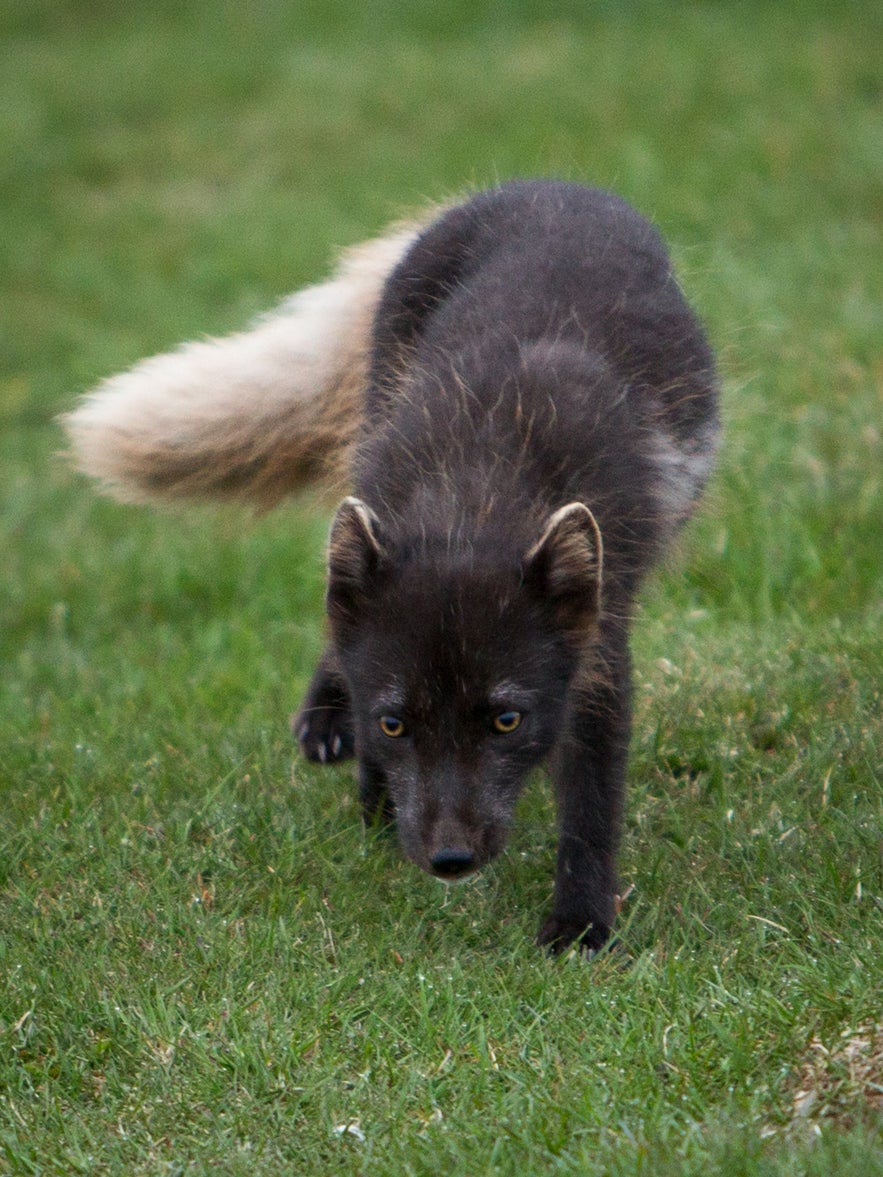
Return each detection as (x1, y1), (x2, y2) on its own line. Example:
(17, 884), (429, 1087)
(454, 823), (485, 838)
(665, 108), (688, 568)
(63, 180), (719, 953)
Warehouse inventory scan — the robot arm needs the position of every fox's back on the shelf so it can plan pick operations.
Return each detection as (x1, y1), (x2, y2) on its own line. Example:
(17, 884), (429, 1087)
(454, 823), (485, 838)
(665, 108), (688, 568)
(370, 182), (715, 433)
(356, 181), (719, 591)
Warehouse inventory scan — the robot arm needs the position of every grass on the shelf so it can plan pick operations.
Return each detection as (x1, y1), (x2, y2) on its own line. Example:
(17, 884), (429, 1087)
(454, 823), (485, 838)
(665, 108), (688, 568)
(1, 0), (881, 1172)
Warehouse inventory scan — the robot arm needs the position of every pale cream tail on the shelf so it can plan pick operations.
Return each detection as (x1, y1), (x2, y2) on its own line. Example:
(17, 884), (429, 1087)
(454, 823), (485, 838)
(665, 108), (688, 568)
(60, 224), (421, 508)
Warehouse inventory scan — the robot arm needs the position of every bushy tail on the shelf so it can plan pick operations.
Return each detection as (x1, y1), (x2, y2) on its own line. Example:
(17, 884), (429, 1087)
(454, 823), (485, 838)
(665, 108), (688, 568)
(60, 222), (422, 509)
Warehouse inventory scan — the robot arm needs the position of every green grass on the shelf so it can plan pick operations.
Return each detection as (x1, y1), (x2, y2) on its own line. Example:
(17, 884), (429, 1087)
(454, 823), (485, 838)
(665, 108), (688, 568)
(1, 0), (882, 1172)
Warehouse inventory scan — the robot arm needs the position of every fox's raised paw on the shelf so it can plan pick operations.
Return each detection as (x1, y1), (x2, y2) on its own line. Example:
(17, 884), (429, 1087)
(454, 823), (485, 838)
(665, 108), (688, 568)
(292, 708), (355, 765)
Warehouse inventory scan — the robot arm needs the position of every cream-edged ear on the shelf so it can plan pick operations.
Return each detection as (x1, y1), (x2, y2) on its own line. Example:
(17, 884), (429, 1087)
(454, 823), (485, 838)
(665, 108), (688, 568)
(523, 502), (603, 635)
(326, 496), (385, 627)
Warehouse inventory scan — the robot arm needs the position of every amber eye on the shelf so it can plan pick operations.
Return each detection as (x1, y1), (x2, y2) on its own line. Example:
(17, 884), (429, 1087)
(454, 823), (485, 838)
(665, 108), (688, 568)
(493, 710), (522, 734)
(379, 715), (406, 738)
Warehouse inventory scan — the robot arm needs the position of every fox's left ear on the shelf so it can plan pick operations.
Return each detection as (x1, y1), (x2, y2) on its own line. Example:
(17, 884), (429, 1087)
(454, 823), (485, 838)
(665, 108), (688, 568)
(523, 502), (603, 635)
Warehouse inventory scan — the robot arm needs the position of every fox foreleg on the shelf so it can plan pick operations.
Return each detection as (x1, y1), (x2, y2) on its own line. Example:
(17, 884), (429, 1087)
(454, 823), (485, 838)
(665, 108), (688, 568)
(538, 629), (631, 955)
(293, 647), (355, 765)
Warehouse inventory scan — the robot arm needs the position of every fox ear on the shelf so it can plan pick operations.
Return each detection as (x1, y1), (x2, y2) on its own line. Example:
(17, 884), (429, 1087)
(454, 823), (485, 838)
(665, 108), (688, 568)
(523, 502), (603, 635)
(326, 496), (385, 627)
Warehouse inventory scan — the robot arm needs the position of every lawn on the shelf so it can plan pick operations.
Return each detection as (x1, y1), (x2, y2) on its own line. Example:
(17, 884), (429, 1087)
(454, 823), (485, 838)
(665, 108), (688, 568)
(1, 1), (881, 1172)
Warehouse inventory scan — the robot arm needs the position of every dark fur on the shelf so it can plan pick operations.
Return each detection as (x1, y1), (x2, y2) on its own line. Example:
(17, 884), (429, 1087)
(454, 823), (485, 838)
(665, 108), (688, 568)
(295, 180), (718, 953)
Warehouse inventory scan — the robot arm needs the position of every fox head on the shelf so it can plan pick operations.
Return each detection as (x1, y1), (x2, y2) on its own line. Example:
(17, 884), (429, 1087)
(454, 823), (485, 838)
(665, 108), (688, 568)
(324, 496), (604, 881)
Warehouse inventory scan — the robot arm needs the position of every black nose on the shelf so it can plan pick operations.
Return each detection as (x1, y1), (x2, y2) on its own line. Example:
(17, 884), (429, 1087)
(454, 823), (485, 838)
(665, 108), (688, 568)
(430, 848), (477, 878)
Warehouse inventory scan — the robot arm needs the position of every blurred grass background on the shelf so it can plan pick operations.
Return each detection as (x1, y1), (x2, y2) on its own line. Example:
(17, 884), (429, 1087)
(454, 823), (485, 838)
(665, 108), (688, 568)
(1, 1), (881, 1173)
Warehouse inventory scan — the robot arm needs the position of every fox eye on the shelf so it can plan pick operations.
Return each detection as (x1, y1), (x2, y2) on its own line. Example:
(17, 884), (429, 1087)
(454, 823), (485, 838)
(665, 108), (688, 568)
(492, 710), (522, 734)
(379, 715), (406, 738)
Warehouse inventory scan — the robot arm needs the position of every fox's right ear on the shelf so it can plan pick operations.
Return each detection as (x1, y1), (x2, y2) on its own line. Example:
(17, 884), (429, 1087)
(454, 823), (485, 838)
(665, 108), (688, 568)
(326, 496), (385, 627)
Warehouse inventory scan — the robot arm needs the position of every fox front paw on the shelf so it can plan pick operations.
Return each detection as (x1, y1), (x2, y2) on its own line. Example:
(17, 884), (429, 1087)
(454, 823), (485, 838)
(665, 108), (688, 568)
(292, 707), (355, 765)
(536, 912), (613, 957)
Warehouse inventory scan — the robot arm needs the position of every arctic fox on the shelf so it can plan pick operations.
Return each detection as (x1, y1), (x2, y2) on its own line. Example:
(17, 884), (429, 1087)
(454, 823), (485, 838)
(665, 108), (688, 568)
(64, 180), (718, 952)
